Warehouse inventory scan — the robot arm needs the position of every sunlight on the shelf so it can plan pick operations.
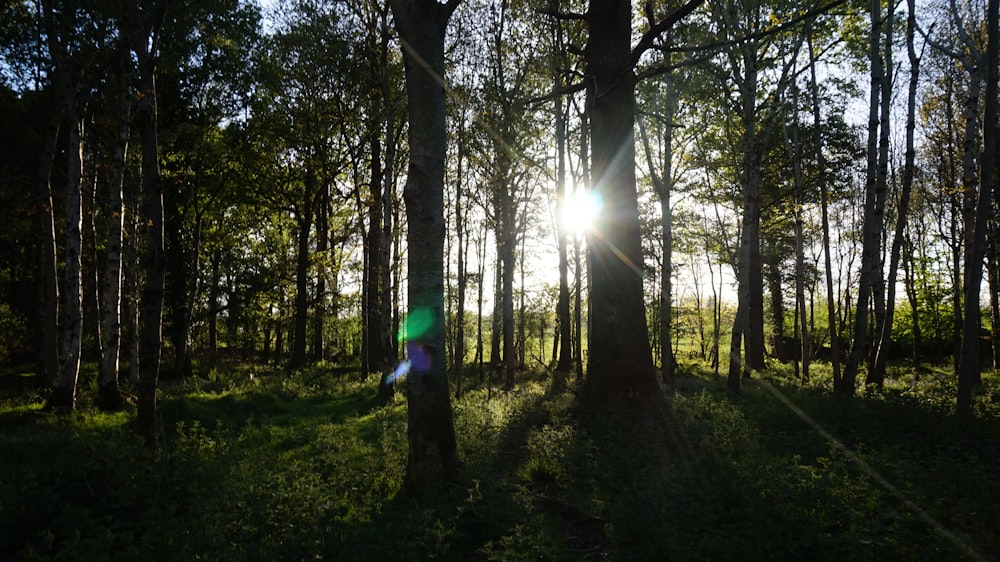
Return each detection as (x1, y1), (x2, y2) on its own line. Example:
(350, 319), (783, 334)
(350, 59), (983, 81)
(561, 189), (603, 237)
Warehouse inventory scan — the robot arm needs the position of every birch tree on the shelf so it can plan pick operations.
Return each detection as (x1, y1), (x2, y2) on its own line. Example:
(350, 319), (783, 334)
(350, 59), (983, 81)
(389, 0), (463, 493)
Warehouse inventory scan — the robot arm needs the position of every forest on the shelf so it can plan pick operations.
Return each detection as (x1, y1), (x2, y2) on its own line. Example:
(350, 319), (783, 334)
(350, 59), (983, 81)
(0, 0), (998, 558)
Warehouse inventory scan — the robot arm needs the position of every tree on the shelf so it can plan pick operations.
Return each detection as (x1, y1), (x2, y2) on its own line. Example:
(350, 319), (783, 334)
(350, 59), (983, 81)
(570, 0), (702, 401)
(42, 0), (95, 411)
(637, 29), (679, 386)
(389, 0), (463, 493)
(869, 0), (924, 389)
(842, 0), (896, 395)
(96, 39), (131, 411)
(125, 0), (168, 445)
(957, 0), (997, 418)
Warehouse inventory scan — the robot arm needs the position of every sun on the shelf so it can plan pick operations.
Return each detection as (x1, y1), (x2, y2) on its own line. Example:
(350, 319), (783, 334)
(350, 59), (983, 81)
(561, 189), (603, 237)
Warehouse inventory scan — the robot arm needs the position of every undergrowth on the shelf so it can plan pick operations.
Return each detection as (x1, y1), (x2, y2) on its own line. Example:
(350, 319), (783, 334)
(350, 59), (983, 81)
(1, 362), (998, 560)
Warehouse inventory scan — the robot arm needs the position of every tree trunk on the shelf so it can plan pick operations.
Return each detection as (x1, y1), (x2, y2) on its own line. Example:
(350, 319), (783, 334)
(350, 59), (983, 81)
(42, 0), (84, 411)
(808, 30), (841, 390)
(583, 0), (659, 400)
(34, 94), (62, 386)
(989, 222), (1000, 371)
(48, 113), (86, 412)
(127, 0), (167, 446)
(291, 169), (315, 368)
(957, 0), (997, 419)
(313, 179), (329, 362)
(553, 20), (573, 373)
(454, 114), (468, 397)
(574, 109), (589, 382)
(902, 234), (923, 374)
(97, 50), (130, 411)
(782, 84), (809, 382)
(637, 38), (676, 385)
(871, 0), (920, 388)
(842, 0), (887, 395)
(390, 0), (463, 493)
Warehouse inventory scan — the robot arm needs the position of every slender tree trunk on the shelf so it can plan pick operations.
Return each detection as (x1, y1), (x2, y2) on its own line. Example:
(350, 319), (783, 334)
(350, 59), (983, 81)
(390, 0), (463, 493)
(808, 30), (841, 390)
(583, 0), (659, 400)
(871, 0), (920, 388)
(35, 95), (62, 386)
(957, 0), (997, 419)
(842, 0), (887, 395)
(42, 0), (85, 411)
(97, 52), (130, 411)
(574, 110), (589, 382)
(126, 0), (167, 445)
(552, 20), (573, 373)
(782, 84), (809, 382)
(454, 114), (468, 397)
(903, 234), (923, 374)
(867, 6), (894, 377)
(48, 112), (86, 411)
(377, 104), (398, 400)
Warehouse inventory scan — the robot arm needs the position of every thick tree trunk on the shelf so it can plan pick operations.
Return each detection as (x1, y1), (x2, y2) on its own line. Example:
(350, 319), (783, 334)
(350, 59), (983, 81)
(989, 223), (1000, 371)
(501, 222), (516, 389)
(291, 170), (314, 368)
(390, 0), (462, 493)
(957, 0), (997, 419)
(583, 0), (659, 400)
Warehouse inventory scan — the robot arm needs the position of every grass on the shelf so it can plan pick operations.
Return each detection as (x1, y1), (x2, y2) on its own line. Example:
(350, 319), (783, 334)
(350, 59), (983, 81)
(1, 360), (999, 560)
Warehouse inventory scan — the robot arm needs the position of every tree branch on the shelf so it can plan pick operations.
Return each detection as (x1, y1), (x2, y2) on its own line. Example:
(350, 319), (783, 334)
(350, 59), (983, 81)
(631, 0), (706, 67)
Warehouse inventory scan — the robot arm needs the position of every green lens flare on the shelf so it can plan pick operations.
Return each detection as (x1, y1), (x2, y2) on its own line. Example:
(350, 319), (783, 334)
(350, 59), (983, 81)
(398, 307), (434, 342)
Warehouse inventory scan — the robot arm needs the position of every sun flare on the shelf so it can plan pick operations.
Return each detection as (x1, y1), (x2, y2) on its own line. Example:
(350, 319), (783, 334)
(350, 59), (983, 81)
(561, 190), (602, 237)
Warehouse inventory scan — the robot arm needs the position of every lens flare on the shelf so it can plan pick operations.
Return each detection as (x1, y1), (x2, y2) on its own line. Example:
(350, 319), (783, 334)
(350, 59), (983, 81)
(385, 359), (412, 385)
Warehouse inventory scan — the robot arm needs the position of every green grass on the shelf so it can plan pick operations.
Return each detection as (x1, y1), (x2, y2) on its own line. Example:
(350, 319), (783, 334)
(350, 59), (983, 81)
(1, 361), (999, 560)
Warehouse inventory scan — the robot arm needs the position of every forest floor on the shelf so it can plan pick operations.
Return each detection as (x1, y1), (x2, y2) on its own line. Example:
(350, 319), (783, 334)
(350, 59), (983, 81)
(1, 359), (999, 561)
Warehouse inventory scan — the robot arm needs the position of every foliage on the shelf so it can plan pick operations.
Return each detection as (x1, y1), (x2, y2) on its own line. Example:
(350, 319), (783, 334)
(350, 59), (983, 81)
(2, 361), (999, 560)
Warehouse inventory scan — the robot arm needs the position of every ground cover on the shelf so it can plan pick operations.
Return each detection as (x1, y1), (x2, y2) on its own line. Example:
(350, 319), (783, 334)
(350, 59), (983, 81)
(1, 362), (998, 560)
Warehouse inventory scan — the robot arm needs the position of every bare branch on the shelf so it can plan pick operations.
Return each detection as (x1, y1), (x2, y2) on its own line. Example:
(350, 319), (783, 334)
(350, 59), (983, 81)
(536, 6), (587, 21)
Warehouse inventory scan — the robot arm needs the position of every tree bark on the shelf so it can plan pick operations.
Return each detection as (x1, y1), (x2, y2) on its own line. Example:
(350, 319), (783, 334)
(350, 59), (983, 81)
(390, 0), (463, 494)
(583, 0), (659, 401)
